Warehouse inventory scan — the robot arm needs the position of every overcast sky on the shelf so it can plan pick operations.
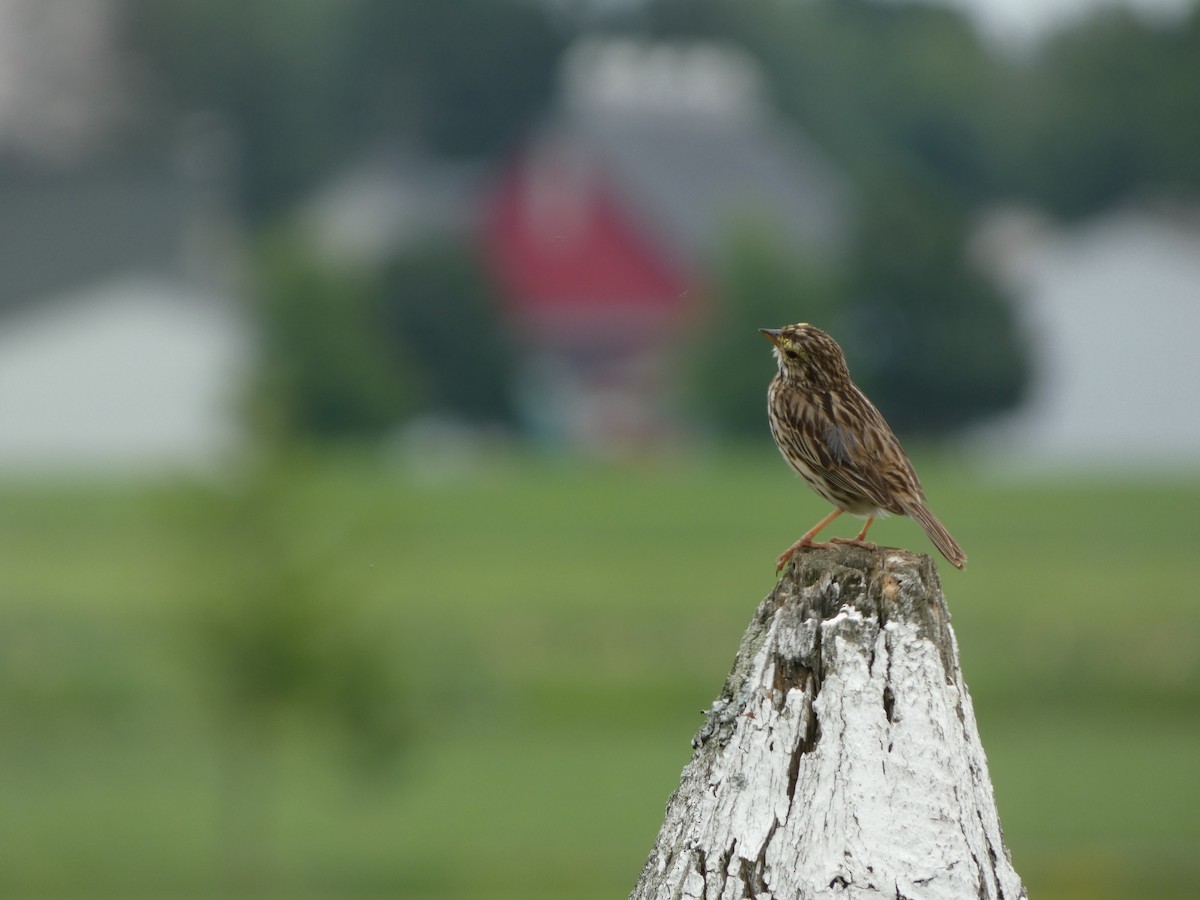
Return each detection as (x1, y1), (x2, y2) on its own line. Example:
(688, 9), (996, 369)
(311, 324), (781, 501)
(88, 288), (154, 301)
(928, 0), (1195, 47)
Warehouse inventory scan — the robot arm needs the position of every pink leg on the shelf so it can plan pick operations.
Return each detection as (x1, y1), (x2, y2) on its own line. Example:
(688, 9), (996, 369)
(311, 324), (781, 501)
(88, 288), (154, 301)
(831, 516), (878, 550)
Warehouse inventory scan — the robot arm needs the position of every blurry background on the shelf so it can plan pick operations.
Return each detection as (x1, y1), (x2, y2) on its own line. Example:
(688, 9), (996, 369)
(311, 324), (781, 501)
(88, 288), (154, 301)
(0, 0), (1197, 897)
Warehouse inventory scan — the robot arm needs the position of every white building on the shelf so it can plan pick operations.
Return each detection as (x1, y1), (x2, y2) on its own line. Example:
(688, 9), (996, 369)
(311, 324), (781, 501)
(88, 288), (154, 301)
(970, 205), (1200, 472)
(0, 166), (249, 475)
(0, 275), (247, 473)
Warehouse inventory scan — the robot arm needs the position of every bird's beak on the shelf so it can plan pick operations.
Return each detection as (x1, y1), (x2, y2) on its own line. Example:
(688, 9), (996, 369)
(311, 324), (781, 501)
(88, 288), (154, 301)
(759, 328), (782, 347)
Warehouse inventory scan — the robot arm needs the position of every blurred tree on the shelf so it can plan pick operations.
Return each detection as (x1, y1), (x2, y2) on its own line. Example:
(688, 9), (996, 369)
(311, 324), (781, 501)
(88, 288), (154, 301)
(186, 455), (407, 889)
(250, 232), (514, 441)
(640, 0), (1010, 207)
(846, 181), (1030, 434)
(380, 240), (517, 424)
(122, 0), (565, 220)
(251, 229), (417, 441)
(1013, 8), (1200, 217)
(349, 0), (565, 158)
(696, 229), (846, 438)
(123, 0), (1200, 225)
(636, 0), (734, 39)
(122, 0), (361, 218)
(695, 194), (1027, 440)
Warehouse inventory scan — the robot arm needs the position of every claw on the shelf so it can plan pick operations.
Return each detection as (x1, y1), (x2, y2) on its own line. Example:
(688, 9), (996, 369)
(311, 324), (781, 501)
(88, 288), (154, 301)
(776, 507), (845, 572)
(776, 537), (835, 572)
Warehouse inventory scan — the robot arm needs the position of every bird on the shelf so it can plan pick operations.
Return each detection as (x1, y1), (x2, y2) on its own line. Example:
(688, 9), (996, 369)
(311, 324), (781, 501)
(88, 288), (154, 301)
(760, 322), (966, 573)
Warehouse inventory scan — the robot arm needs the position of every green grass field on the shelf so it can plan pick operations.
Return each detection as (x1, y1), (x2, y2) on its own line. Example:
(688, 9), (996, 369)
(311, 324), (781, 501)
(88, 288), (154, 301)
(0, 449), (1196, 899)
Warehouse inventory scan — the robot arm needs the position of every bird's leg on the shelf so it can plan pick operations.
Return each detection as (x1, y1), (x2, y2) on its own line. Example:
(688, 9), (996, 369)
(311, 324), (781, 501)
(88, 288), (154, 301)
(830, 516), (878, 550)
(776, 508), (842, 572)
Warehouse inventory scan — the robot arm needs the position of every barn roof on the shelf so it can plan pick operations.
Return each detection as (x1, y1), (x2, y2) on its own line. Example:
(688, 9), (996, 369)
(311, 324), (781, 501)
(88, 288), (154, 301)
(550, 103), (852, 272)
(548, 38), (854, 270)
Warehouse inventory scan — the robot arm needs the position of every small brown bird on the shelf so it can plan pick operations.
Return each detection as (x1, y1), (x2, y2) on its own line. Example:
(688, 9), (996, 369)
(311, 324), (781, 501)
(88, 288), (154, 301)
(761, 323), (966, 572)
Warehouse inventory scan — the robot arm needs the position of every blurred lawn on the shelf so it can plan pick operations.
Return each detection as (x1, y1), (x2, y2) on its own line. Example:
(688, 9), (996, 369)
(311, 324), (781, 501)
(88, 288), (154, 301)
(0, 448), (1197, 899)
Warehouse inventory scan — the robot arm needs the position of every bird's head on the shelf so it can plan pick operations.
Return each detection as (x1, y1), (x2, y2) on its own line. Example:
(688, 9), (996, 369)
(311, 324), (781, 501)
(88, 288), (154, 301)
(759, 323), (852, 389)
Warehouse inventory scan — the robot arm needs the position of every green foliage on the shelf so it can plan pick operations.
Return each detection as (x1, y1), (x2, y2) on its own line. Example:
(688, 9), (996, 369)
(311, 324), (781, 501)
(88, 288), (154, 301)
(639, 0), (1200, 219)
(251, 230), (416, 441)
(349, 0), (565, 158)
(846, 182), (1030, 434)
(124, 0), (1200, 225)
(181, 456), (407, 884)
(694, 198), (1028, 439)
(642, 0), (1009, 206)
(187, 456), (407, 755)
(124, 0), (566, 220)
(124, 0), (364, 218)
(1012, 8), (1200, 216)
(695, 229), (845, 437)
(250, 233), (514, 442)
(380, 241), (517, 423)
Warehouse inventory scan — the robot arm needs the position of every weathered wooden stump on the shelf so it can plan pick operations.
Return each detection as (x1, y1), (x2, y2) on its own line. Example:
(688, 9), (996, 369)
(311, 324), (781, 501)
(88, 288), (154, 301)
(631, 544), (1025, 900)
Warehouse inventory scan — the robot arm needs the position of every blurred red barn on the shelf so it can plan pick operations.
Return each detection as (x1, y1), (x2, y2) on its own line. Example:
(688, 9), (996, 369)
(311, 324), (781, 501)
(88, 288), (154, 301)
(482, 145), (693, 347)
(479, 39), (852, 452)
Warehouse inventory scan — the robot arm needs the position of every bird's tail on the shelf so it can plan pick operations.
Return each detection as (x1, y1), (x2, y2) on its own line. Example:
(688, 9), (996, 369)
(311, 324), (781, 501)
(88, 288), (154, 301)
(905, 501), (967, 570)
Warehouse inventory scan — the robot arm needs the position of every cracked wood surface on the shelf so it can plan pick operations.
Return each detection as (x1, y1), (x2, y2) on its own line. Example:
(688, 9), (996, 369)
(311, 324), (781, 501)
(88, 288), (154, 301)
(630, 545), (1025, 900)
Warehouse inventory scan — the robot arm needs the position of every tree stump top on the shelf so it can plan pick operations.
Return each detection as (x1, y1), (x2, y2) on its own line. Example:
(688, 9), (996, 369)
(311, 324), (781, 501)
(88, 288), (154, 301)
(632, 544), (1025, 900)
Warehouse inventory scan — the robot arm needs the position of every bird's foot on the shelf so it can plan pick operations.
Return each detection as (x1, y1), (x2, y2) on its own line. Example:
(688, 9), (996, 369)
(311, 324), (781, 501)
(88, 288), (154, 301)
(776, 538), (835, 573)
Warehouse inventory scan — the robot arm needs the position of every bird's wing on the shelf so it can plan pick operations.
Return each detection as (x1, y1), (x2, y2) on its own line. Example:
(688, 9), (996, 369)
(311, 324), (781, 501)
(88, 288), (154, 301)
(819, 389), (924, 514)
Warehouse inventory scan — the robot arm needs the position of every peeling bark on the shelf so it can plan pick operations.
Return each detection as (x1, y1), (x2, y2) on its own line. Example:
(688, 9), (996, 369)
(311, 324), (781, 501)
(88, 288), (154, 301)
(630, 545), (1025, 900)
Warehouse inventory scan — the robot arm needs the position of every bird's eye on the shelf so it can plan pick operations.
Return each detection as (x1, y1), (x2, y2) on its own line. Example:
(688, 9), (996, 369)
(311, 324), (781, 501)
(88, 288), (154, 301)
(783, 349), (800, 360)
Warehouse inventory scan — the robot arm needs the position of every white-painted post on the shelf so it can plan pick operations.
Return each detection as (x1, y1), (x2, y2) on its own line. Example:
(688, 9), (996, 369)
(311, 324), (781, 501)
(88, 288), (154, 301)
(631, 545), (1025, 900)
